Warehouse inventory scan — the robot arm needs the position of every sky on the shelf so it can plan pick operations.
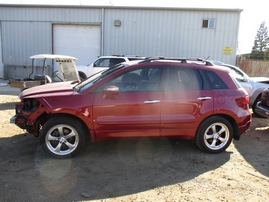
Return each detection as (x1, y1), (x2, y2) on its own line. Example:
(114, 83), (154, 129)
(0, 0), (268, 54)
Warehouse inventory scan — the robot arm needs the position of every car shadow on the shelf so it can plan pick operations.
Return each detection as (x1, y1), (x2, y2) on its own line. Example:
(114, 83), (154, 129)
(0, 134), (231, 201)
(37, 138), (230, 201)
(233, 116), (269, 178)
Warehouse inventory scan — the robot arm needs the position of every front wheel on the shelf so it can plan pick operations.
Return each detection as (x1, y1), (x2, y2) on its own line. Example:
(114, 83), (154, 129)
(39, 116), (86, 158)
(195, 116), (233, 154)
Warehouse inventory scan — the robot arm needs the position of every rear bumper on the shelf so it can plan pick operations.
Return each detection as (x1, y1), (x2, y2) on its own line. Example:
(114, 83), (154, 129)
(255, 101), (269, 118)
(240, 118), (251, 136)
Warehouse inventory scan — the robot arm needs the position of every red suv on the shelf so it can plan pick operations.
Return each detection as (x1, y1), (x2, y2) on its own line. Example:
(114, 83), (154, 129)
(10, 58), (252, 158)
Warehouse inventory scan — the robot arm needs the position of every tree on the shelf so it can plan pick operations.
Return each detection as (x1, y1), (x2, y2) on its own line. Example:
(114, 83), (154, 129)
(264, 48), (269, 60)
(250, 21), (269, 60)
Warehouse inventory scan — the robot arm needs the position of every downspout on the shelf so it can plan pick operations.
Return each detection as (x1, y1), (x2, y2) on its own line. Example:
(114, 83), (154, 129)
(0, 23), (4, 79)
(101, 8), (105, 56)
(235, 9), (243, 66)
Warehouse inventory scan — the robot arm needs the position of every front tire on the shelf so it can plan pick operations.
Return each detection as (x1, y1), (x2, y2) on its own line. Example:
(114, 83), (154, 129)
(39, 116), (86, 158)
(195, 116), (233, 154)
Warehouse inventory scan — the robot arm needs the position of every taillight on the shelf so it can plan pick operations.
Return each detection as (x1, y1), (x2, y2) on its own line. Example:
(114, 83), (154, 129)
(236, 95), (249, 109)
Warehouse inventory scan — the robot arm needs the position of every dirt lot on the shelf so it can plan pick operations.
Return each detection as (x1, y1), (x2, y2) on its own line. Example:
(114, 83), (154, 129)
(0, 94), (269, 202)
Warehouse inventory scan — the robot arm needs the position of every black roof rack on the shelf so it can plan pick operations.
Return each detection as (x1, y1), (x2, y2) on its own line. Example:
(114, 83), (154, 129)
(140, 56), (214, 66)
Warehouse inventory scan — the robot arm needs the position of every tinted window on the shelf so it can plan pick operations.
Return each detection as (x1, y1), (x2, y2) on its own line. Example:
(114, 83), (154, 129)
(167, 67), (202, 91)
(110, 58), (125, 66)
(203, 70), (228, 89)
(93, 58), (110, 67)
(94, 66), (162, 93)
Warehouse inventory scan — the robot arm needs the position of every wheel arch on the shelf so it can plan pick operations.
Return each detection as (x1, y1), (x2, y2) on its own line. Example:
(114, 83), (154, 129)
(42, 113), (92, 140)
(195, 114), (238, 140)
(194, 114), (235, 153)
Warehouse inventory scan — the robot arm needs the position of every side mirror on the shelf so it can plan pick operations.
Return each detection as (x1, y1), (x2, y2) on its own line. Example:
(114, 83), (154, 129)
(103, 86), (119, 99)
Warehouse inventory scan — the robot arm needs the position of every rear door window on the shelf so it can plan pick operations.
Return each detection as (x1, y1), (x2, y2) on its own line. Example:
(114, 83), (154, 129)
(167, 67), (202, 91)
(110, 58), (125, 66)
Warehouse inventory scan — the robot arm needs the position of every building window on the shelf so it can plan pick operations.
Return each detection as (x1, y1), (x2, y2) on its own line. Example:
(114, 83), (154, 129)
(202, 19), (216, 28)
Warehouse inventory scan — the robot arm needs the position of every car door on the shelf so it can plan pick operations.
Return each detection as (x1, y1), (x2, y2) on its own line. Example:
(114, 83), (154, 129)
(92, 66), (164, 139)
(160, 66), (214, 139)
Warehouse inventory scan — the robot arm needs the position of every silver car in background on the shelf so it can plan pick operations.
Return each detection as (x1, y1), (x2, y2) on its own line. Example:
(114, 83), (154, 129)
(211, 61), (269, 117)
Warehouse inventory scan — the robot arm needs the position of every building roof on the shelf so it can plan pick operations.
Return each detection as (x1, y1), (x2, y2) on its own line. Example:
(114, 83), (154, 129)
(0, 4), (243, 13)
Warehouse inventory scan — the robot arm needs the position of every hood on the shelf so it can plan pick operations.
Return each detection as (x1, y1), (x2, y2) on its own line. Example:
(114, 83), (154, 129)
(250, 77), (269, 83)
(20, 81), (77, 98)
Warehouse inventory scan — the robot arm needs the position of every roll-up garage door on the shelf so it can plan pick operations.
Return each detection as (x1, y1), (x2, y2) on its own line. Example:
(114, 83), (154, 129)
(53, 24), (101, 66)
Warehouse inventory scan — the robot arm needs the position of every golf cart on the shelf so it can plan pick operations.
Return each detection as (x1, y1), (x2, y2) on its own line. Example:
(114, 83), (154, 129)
(9, 54), (80, 90)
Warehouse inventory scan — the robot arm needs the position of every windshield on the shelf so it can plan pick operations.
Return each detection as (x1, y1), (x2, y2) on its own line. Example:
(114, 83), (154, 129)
(60, 60), (80, 81)
(74, 64), (126, 92)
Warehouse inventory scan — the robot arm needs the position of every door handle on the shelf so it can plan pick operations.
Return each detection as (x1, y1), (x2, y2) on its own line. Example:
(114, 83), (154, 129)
(144, 100), (160, 104)
(198, 97), (212, 101)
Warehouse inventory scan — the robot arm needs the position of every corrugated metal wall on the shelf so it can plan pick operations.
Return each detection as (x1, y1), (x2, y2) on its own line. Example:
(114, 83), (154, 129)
(103, 9), (240, 64)
(2, 21), (52, 65)
(0, 5), (241, 79)
(0, 6), (102, 66)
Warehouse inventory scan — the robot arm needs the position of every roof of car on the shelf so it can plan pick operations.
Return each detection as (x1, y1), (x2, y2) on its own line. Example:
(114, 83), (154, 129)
(30, 54), (77, 60)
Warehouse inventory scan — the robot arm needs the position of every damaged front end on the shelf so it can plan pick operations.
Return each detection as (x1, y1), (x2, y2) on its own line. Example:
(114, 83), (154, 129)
(10, 98), (47, 136)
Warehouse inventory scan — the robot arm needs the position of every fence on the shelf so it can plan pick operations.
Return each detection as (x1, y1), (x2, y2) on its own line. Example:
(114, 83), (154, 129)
(238, 59), (269, 77)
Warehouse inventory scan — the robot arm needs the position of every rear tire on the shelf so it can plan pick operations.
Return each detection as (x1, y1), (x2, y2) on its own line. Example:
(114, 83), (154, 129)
(195, 116), (233, 154)
(39, 116), (86, 158)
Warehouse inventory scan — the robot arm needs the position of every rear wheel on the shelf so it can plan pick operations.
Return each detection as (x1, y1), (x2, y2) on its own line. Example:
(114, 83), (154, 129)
(39, 116), (86, 158)
(195, 116), (233, 154)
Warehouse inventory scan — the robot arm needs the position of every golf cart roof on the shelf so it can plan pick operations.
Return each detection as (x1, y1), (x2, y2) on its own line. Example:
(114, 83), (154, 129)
(30, 54), (77, 60)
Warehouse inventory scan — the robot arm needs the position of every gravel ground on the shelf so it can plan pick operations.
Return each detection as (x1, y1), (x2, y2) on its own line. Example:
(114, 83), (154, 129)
(0, 93), (268, 202)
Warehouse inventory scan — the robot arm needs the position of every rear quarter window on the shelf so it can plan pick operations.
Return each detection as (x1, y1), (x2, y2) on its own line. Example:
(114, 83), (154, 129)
(202, 70), (229, 90)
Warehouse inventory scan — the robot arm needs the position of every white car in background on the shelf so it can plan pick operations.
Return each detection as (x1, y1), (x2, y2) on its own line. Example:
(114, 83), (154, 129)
(76, 55), (145, 80)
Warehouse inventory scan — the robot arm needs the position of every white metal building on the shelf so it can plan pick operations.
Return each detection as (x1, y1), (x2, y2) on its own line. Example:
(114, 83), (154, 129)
(0, 4), (242, 79)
